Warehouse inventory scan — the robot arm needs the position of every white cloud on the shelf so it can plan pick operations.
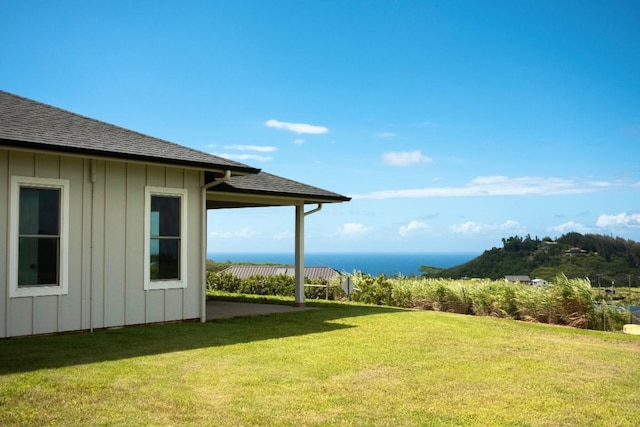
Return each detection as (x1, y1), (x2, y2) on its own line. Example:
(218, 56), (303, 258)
(338, 222), (372, 237)
(548, 221), (593, 234)
(450, 221), (489, 234)
(351, 176), (620, 200)
(292, 139), (305, 145)
(399, 221), (428, 237)
(451, 220), (524, 235)
(224, 144), (277, 152)
(265, 119), (329, 134)
(596, 212), (640, 228)
(215, 153), (273, 162)
(381, 150), (433, 167)
(210, 227), (261, 239)
(374, 132), (396, 138)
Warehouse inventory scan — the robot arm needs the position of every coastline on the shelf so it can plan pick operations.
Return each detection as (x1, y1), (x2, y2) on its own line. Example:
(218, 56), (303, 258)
(207, 252), (479, 276)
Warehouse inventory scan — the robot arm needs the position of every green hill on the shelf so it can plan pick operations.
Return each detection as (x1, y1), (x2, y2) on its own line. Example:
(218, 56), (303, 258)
(427, 233), (640, 286)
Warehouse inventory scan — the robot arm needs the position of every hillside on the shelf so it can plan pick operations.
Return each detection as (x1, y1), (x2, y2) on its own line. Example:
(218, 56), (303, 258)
(428, 233), (640, 286)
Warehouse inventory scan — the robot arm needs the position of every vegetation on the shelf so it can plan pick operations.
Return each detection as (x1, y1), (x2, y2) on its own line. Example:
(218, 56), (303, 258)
(207, 271), (339, 300)
(205, 232), (640, 332)
(427, 233), (640, 287)
(207, 272), (637, 331)
(1, 298), (639, 426)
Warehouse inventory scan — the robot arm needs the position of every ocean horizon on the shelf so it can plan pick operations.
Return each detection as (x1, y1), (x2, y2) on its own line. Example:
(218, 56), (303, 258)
(207, 252), (480, 276)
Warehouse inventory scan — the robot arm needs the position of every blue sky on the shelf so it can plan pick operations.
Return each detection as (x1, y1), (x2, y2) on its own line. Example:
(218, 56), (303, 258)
(2, 1), (639, 253)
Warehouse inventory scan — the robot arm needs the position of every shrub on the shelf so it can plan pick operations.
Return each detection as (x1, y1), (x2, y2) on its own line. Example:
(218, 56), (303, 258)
(208, 272), (346, 300)
(238, 274), (295, 296)
(207, 272), (241, 293)
(350, 273), (394, 306)
(304, 277), (346, 300)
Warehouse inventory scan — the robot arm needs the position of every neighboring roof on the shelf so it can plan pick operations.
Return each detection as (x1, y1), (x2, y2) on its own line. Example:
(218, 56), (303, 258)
(220, 265), (340, 281)
(207, 171), (351, 207)
(0, 90), (258, 174)
(505, 275), (531, 283)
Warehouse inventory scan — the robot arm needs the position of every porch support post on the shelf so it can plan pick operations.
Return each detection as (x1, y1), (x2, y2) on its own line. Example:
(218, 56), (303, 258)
(294, 203), (305, 307)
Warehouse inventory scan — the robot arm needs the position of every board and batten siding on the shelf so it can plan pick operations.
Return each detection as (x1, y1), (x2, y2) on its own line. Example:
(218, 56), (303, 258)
(1, 149), (204, 337)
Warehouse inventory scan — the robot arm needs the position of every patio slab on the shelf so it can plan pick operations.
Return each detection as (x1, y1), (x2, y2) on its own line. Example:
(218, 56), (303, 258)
(206, 300), (316, 321)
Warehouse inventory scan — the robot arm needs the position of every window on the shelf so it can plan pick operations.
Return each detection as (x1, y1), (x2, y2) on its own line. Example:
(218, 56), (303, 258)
(144, 187), (188, 289)
(9, 176), (69, 297)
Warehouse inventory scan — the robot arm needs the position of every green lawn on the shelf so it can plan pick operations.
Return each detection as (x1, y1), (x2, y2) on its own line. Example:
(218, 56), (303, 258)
(1, 299), (639, 426)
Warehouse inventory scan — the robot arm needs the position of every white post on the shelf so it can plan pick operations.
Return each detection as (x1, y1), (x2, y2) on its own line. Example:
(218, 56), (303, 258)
(294, 204), (305, 306)
(200, 178), (208, 323)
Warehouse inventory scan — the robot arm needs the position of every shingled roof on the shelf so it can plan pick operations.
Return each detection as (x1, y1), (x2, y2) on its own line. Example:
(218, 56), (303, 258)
(208, 171), (351, 204)
(0, 90), (258, 173)
(1, 90), (350, 206)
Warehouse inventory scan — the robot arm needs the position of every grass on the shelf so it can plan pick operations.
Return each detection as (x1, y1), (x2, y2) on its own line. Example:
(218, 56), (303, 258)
(1, 298), (639, 426)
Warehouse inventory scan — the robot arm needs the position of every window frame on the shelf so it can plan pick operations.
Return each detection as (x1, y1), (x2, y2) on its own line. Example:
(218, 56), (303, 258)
(144, 186), (188, 290)
(9, 176), (70, 298)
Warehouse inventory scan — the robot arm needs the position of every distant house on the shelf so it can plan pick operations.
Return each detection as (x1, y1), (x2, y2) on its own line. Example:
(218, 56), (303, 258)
(531, 279), (548, 287)
(221, 266), (340, 282)
(0, 90), (350, 337)
(505, 275), (531, 284)
(565, 247), (587, 256)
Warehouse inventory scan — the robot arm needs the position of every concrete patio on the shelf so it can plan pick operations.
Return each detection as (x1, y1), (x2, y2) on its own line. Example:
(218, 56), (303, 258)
(206, 300), (317, 321)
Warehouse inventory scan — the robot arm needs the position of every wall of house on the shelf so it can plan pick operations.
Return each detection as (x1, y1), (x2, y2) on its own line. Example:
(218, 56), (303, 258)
(0, 149), (204, 337)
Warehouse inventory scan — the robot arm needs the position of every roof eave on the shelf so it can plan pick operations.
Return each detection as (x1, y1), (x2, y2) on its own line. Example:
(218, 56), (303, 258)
(0, 138), (261, 174)
(206, 189), (351, 209)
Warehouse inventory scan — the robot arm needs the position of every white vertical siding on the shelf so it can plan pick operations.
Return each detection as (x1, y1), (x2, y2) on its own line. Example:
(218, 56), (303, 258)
(124, 163), (146, 326)
(90, 159), (106, 330)
(34, 296), (58, 334)
(104, 161), (127, 327)
(80, 159), (93, 331)
(59, 156), (85, 333)
(184, 169), (202, 319)
(6, 151), (37, 336)
(0, 149), (205, 337)
(0, 149), (7, 337)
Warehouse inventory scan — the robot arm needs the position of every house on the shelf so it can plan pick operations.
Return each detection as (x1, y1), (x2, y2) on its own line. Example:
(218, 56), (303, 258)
(220, 265), (340, 282)
(565, 247), (587, 256)
(531, 278), (548, 287)
(505, 275), (531, 284)
(0, 90), (350, 337)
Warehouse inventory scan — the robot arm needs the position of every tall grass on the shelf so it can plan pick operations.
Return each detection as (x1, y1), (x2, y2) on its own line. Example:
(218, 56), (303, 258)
(207, 271), (632, 331)
(348, 273), (631, 331)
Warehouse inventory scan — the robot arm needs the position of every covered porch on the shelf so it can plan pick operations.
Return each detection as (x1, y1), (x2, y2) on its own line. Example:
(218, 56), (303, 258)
(205, 300), (317, 321)
(202, 170), (350, 316)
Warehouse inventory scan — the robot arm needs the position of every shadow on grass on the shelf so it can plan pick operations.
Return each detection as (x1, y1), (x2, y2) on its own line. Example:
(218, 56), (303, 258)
(0, 302), (404, 375)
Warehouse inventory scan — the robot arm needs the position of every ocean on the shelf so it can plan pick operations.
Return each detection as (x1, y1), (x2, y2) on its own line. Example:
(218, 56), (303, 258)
(207, 252), (480, 276)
